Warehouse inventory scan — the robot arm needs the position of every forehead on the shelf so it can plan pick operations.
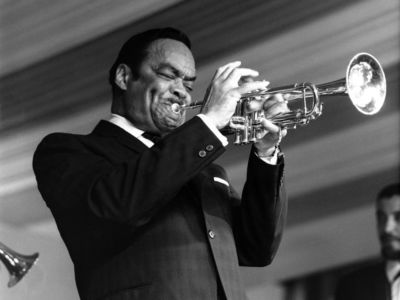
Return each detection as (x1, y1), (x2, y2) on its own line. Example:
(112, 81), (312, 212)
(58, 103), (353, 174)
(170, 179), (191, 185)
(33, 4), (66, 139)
(146, 39), (196, 76)
(377, 195), (400, 213)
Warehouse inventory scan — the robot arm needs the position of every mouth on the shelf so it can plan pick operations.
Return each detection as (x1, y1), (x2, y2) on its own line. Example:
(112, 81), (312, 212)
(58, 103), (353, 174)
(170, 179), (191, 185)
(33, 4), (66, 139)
(152, 98), (186, 130)
(164, 99), (185, 116)
(171, 103), (183, 114)
(381, 235), (400, 245)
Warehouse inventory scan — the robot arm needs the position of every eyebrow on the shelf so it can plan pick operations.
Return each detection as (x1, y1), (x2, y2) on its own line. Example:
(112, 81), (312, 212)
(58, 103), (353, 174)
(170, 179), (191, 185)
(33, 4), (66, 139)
(157, 63), (197, 82)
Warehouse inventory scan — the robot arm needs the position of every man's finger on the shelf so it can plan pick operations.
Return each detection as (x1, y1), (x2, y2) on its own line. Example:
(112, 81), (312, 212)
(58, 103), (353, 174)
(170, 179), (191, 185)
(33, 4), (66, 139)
(216, 61), (242, 79)
(236, 80), (270, 95)
(260, 118), (280, 133)
(239, 76), (255, 85)
(227, 68), (260, 83)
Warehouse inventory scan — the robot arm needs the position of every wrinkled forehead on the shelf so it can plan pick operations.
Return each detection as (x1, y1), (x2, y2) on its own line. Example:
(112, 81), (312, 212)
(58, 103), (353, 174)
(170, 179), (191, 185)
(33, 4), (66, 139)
(146, 38), (196, 76)
(377, 195), (400, 213)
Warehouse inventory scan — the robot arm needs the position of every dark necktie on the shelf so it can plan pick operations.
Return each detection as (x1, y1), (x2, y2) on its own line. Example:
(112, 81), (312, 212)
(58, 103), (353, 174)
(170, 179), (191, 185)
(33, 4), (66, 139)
(142, 132), (162, 143)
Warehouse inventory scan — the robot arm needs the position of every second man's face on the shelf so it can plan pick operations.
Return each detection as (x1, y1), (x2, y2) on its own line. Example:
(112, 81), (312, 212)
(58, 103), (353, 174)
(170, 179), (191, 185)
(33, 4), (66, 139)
(376, 195), (400, 260)
(125, 38), (196, 135)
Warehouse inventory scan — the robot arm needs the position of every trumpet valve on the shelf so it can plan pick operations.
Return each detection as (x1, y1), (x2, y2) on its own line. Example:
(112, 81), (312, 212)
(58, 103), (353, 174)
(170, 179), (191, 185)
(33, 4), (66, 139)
(234, 131), (242, 145)
(241, 117), (250, 144)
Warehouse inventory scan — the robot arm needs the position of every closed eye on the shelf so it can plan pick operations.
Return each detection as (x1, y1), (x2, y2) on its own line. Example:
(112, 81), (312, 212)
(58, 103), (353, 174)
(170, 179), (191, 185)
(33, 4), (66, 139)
(153, 64), (195, 93)
(184, 84), (193, 92)
(156, 71), (193, 92)
(157, 71), (175, 80)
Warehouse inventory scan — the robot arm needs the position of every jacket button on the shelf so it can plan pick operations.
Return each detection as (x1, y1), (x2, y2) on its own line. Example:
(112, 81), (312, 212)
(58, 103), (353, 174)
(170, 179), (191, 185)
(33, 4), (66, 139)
(208, 230), (215, 239)
(198, 150), (207, 157)
(205, 144), (214, 151)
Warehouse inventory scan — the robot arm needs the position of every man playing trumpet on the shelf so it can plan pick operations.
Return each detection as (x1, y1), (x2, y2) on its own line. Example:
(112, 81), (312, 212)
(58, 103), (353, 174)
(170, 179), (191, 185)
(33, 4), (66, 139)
(33, 27), (289, 300)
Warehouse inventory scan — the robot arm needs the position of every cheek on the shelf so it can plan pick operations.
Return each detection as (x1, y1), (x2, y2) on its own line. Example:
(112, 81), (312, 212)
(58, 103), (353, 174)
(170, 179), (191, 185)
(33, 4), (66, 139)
(146, 85), (172, 112)
(152, 103), (169, 117)
(151, 80), (171, 96)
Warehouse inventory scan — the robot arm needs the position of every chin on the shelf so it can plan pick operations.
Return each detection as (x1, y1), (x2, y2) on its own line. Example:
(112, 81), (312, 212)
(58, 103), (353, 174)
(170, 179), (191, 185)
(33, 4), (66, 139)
(159, 117), (185, 131)
(156, 122), (181, 134)
(152, 110), (185, 133)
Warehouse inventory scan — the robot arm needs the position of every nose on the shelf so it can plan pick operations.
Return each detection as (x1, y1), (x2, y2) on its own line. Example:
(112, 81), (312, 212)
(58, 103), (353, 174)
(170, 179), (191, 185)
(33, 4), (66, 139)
(384, 215), (396, 233)
(172, 80), (190, 104)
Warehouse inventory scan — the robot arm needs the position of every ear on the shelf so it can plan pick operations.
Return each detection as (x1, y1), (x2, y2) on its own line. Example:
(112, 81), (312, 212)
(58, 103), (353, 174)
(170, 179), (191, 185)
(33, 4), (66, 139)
(114, 64), (131, 90)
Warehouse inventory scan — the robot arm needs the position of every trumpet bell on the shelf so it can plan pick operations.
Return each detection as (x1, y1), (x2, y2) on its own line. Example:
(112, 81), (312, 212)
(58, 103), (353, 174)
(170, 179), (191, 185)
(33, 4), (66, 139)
(346, 52), (386, 115)
(0, 241), (39, 287)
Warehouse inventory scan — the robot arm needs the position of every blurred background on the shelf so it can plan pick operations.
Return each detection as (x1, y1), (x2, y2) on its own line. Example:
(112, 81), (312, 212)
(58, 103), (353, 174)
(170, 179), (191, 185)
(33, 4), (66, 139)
(0, 0), (399, 299)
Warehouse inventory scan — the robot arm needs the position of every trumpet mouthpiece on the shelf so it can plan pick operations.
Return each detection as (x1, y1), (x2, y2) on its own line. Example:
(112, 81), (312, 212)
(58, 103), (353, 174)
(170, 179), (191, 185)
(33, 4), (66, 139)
(171, 103), (182, 113)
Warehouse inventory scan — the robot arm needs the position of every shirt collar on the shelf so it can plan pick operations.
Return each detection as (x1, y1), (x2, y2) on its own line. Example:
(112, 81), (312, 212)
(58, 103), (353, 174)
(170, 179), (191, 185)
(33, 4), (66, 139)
(108, 114), (144, 138)
(386, 260), (400, 282)
(108, 114), (155, 148)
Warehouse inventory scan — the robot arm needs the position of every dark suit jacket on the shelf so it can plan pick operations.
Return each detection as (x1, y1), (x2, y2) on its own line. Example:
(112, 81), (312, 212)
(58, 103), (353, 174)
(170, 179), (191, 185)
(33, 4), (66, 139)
(33, 116), (287, 300)
(335, 260), (391, 300)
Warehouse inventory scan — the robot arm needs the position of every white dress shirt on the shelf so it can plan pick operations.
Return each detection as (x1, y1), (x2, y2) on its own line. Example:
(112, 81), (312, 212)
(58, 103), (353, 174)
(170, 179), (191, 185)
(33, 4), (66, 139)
(386, 260), (400, 300)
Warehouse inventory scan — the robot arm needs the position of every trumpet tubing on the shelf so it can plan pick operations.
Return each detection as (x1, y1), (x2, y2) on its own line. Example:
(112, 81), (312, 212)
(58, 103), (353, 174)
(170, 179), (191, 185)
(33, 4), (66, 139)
(174, 52), (386, 145)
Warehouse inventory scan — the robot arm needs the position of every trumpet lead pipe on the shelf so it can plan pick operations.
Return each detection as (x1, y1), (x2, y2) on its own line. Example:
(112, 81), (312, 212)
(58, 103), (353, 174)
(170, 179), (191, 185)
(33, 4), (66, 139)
(171, 103), (203, 113)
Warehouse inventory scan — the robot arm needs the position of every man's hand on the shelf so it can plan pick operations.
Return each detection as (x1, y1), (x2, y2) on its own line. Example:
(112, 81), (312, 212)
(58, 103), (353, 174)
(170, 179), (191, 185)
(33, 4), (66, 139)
(253, 94), (290, 155)
(201, 61), (269, 129)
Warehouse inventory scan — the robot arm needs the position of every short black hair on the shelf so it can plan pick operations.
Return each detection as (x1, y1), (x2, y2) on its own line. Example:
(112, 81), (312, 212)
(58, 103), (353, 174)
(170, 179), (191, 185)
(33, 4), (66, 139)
(377, 183), (400, 201)
(108, 27), (191, 90)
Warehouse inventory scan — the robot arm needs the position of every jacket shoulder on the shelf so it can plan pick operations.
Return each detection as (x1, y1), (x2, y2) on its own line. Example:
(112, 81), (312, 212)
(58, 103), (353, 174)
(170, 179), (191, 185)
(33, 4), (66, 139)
(33, 131), (91, 163)
(336, 260), (385, 287)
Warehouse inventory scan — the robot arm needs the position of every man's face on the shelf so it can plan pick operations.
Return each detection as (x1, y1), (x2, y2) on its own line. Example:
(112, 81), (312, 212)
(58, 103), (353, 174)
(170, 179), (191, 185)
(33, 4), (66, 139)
(123, 38), (196, 134)
(376, 195), (400, 260)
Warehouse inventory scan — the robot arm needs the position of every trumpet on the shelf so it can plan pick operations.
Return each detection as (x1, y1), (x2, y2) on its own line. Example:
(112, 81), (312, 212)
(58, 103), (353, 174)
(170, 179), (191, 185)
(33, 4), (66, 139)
(0, 241), (39, 287)
(172, 52), (386, 145)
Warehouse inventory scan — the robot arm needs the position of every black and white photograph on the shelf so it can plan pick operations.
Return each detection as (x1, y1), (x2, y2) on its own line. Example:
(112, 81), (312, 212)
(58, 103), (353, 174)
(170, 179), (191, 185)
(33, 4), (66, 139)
(0, 0), (399, 299)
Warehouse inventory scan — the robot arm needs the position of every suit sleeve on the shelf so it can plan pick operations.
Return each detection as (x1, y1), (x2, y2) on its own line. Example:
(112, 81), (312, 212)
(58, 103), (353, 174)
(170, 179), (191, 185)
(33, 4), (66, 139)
(334, 277), (351, 300)
(33, 117), (225, 228)
(233, 146), (287, 267)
